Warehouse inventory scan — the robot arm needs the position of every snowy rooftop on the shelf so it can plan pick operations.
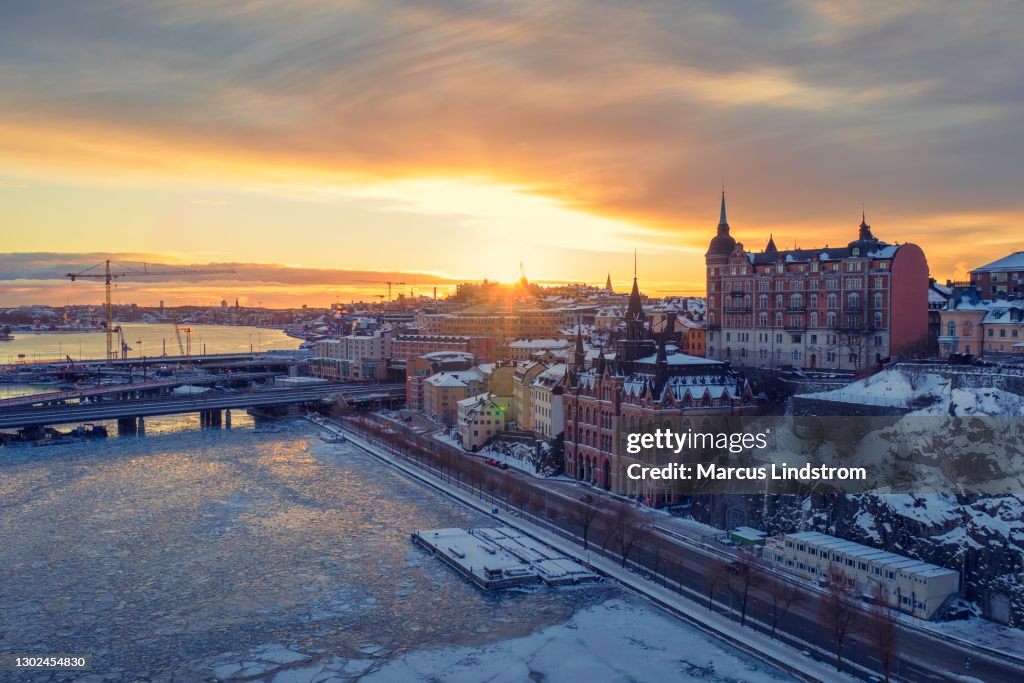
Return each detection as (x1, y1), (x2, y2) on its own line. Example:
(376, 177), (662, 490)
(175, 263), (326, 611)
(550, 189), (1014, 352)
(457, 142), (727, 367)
(420, 350), (475, 361)
(425, 368), (484, 388)
(634, 350), (723, 366)
(533, 363), (567, 388)
(973, 250), (1024, 272)
(507, 339), (571, 349)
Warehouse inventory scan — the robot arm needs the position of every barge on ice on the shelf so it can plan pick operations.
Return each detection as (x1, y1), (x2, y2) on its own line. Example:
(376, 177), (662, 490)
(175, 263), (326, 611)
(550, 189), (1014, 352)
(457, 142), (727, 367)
(412, 527), (599, 590)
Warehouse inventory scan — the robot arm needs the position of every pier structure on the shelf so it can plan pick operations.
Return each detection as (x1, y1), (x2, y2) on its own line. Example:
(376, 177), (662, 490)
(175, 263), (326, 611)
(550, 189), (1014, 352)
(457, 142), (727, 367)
(412, 527), (599, 589)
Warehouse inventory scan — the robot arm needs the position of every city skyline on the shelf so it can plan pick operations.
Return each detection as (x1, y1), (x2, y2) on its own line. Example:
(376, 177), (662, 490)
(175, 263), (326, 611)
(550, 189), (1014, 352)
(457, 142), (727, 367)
(3, 1), (1024, 306)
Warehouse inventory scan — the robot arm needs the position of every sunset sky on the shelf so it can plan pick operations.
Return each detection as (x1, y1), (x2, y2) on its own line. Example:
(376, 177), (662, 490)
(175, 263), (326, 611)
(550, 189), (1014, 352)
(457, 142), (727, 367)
(2, 1), (1023, 307)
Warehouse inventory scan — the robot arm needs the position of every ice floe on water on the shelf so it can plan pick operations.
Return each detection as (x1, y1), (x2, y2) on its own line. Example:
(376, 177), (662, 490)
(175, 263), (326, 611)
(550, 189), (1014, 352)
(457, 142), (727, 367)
(1, 419), (794, 681)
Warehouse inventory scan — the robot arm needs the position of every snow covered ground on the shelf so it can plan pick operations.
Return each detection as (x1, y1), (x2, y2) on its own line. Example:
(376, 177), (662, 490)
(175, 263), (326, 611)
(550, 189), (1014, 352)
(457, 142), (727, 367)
(802, 365), (1024, 416)
(362, 597), (794, 683)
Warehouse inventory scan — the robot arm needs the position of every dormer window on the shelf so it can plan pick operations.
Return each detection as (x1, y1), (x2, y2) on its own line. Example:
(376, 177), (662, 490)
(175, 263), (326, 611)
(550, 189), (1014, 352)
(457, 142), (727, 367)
(852, 248), (860, 256)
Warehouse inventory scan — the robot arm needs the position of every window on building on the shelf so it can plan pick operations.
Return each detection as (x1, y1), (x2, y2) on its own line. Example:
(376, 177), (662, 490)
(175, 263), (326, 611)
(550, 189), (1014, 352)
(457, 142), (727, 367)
(810, 312), (818, 327)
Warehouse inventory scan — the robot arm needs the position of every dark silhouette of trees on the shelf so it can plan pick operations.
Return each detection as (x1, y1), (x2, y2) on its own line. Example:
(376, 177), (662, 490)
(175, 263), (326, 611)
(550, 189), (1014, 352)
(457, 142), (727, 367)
(866, 586), (899, 683)
(820, 563), (859, 672)
(569, 494), (603, 551)
(728, 551), (761, 627)
(765, 574), (805, 639)
(705, 558), (729, 611)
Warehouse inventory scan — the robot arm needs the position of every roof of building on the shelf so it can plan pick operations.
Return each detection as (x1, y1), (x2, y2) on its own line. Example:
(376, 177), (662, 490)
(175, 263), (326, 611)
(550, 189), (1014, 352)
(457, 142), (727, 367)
(635, 349), (722, 366)
(745, 242), (899, 266)
(981, 301), (1024, 325)
(507, 338), (572, 349)
(578, 370), (741, 403)
(532, 363), (567, 389)
(425, 367), (484, 388)
(782, 531), (957, 578)
(972, 251), (1024, 273)
(420, 350), (475, 362)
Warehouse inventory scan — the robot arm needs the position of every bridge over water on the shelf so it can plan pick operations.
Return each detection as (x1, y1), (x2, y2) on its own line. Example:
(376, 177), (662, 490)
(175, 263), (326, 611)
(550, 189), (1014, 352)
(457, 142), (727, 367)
(0, 382), (405, 435)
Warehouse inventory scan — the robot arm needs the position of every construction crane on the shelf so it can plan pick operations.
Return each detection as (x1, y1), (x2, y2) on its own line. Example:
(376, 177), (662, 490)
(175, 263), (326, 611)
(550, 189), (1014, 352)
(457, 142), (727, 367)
(356, 279), (406, 302)
(66, 260), (233, 362)
(173, 321), (187, 356)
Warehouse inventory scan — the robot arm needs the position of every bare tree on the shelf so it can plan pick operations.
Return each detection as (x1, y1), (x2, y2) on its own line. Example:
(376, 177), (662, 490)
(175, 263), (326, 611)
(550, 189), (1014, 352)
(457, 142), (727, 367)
(765, 575), (805, 639)
(569, 494), (603, 551)
(704, 559), (729, 611)
(616, 506), (651, 568)
(820, 563), (859, 672)
(728, 551), (761, 627)
(866, 585), (899, 683)
(511, 485), (531, 517)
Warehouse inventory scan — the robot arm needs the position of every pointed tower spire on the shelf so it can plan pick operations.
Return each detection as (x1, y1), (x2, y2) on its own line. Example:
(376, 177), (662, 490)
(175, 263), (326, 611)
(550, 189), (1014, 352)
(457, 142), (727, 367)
(573, 325), (585, 370)
(707, 187), (736, 257)
(765, 233), (777, 253)
(858, 206), (874, 241)
(605, 273), (613, 292)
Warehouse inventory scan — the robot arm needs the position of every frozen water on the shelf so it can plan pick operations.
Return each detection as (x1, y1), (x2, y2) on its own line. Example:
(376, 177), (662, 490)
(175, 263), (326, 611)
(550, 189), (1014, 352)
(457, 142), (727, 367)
(0, 418), (794, 681)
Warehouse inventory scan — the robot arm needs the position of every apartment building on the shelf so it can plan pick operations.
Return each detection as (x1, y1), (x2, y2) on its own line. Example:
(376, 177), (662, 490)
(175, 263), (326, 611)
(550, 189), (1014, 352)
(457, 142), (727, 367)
(405, 351), (475, 410)
(705, 194), (929, 370)
(970, 251), (1024, 300)
(457, 393), (511, 451)
(422, 367), (487, 425)
(390, 334), (495, 363)
(309, 332), (388, 381)
(530, 363), (566, 440)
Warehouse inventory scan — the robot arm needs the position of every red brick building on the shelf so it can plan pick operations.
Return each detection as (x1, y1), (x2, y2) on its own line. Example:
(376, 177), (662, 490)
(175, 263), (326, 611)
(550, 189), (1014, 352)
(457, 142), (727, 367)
(970, 251), (1024, 300)
(563, 280), (754, 500)
(390, 334), (495, 363)
(705, 194), (929, 370)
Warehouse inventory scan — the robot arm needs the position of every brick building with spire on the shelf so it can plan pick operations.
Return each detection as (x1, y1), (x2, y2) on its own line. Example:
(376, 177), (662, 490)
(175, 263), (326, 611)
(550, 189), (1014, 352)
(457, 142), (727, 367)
(562, 273), (754, 500)
(705, 193), (930, 370)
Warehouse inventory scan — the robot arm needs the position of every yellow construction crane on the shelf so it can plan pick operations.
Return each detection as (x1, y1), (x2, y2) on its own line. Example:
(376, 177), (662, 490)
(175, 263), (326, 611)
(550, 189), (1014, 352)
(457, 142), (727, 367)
(66, 260), (233, 362)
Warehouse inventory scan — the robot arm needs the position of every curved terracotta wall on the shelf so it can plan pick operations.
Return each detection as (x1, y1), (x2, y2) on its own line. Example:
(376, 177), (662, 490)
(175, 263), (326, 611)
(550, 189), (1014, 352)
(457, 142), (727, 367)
(890, 243), (930, 355)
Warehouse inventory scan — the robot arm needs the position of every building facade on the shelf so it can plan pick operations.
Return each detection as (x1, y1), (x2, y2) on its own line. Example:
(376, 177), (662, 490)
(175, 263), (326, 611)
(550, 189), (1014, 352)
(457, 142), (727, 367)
(405, 351), (475, 410)
(530, 364), (566, 440)
(390, 334), (495, 363)
(982, 302), (1024, 355)
(422, 368), (487, 425)
(764, 531), (959, 620)
(705, 195), (929, 370)
(309, 333), (388, 381)
(563, 279), (755, 501)
(457, 393), (511, 451)
(512, 362), (547, 431)
(970, 251), (1024, 300)
(937, 285), (988, 358)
